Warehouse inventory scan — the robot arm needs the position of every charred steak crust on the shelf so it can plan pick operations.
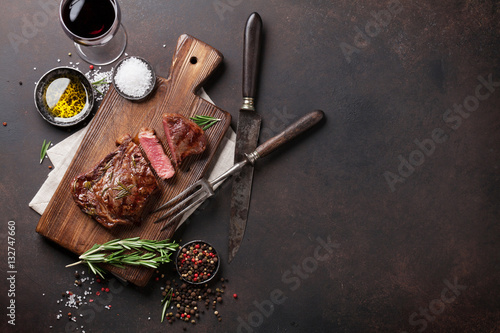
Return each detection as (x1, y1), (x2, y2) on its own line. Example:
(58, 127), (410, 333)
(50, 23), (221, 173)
(71, 135), (159, 229)
(162, 113), (207, 166)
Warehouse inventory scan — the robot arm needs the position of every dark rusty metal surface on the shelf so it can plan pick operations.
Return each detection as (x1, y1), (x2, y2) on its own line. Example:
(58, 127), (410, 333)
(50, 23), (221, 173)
(0, 0), (499, 332)
(230, 109), (262, 262)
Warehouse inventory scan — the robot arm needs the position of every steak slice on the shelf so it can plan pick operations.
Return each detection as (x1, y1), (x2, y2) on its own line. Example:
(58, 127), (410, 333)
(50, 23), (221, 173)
(162, 113), (207, 166)
(137, 127), (175, 180)
(71, 134), (159, 228)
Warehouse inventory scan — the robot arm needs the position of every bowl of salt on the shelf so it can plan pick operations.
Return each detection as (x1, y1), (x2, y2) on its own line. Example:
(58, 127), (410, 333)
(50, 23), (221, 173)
(112, 56), (156, 101)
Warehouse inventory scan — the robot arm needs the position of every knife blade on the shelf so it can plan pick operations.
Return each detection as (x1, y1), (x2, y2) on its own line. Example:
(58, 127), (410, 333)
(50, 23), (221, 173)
(229, 12), (263, 263)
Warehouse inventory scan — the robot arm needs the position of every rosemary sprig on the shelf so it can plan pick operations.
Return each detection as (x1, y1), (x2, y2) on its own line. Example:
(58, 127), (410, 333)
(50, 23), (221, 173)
(92, 77), (109, 87)
(113, 181), (135, 200)
(66, 237), (178, 279)
(40, 139), (51, 164)
(190, 115), (221, 130)
(161, 288), (173, 323)
(91, 78), (110, 95)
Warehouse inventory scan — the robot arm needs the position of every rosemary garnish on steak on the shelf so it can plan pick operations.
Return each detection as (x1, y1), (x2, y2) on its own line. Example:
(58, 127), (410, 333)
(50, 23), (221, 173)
(113, 181), (134, 200)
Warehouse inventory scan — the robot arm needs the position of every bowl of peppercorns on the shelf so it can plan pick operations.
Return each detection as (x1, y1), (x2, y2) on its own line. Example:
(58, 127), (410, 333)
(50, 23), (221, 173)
(175, 240), (220, 285)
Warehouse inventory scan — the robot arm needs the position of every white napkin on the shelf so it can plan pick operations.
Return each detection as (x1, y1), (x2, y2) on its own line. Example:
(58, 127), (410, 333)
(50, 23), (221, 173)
(29, 89), (235, 228)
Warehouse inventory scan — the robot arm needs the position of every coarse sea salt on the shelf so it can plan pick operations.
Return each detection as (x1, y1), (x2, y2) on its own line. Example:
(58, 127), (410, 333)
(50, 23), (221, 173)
(114, 57), (153, 98)
(85, 68), (114, 102)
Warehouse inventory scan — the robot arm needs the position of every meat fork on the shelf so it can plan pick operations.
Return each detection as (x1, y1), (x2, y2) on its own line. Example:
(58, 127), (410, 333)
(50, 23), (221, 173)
(153, 110), (324, 231)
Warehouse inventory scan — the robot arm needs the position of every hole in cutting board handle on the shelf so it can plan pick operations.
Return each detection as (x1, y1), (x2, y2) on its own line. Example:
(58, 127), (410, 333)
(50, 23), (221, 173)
(190, 57), (198, 64)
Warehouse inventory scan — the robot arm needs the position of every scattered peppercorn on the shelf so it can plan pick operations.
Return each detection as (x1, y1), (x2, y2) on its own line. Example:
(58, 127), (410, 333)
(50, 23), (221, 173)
(89, 65), (94, 70)
(159, 272), (230, 326)
(2, 122), (7, 126)
(49, 165), (53, 169)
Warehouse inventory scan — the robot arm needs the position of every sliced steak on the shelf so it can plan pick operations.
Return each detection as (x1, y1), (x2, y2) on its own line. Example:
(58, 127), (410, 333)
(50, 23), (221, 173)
(71, 134), (159, 228)
(137, 127), (175, 180)
(162, 113), (207, 166)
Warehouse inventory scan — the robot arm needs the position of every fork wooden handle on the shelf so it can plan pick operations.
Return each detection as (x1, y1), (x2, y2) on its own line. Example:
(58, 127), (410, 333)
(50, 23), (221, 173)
(253, 110), (324, 160)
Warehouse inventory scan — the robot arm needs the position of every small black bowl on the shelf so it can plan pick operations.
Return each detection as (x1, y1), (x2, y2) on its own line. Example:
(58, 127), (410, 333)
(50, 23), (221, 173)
(34, 67), (95, 127)
(175, 240), (220, 285)
(112, 56), (156, 101)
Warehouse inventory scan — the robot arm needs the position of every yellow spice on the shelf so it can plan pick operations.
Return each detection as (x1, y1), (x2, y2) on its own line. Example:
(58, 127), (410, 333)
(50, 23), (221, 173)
(43, 75), (87, 118)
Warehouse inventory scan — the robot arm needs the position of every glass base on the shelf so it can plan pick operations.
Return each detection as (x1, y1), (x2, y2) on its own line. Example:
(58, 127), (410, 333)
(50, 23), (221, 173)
(75, 24), (127, 66)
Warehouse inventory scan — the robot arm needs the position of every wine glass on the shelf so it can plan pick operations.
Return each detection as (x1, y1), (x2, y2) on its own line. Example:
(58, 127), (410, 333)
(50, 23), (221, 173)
(59, 0), (127, 66)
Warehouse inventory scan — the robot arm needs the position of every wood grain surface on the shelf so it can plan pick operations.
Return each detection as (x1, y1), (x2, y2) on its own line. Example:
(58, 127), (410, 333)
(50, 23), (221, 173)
(36, 34), (231, 286)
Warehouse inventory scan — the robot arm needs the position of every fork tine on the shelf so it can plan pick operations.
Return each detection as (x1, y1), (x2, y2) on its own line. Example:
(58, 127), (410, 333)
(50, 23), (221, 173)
(158, 192), (210, 231)
(153, 186), (205, 224)
(152, 180), (203, 213)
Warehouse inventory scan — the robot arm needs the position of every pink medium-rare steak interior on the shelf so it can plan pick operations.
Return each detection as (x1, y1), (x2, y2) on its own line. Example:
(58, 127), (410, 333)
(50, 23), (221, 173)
(138, 127), (175, 180)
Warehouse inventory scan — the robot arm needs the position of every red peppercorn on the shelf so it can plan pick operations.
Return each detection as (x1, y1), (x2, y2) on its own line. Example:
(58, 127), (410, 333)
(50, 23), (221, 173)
(233, 293), (238, 299)
(2, 122), (6, 126)
(105, 288), (110, 292)
(96, 291), (101, 296)
(89, 65), (94, 70)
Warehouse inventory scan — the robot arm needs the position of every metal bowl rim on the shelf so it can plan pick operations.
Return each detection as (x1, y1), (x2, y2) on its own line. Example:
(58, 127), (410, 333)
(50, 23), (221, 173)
(112, 56), (156, 101)
(33, 66), (95, 127)
(175, 240), (220, 285)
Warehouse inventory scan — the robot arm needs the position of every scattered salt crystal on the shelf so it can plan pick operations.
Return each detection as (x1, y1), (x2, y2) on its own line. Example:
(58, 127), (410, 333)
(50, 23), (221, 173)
(85, 68), (114, 102)
(114, 57), (153, 98)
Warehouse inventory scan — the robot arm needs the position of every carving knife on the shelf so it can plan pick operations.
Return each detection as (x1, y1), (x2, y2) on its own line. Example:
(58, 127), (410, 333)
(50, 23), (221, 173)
(229, 12), (263, 263)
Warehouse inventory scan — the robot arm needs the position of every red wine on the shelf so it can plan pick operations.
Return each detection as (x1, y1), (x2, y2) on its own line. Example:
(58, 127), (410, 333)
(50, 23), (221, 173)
(62, 0), (116, 39)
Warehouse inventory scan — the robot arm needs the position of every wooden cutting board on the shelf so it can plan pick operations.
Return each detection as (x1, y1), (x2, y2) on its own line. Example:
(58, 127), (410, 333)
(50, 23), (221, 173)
(36, 34), (231, 287)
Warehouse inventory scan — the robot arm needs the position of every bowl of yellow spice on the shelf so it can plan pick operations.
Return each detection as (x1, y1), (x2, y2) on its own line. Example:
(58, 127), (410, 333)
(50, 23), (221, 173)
(34, 67), (94, 127)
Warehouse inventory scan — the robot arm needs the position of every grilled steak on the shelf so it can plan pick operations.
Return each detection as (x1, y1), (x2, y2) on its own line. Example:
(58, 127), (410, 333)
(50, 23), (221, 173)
(137, 127), (175, 180)
(162, 113), (207, 166)
(71, 134), (159, 228)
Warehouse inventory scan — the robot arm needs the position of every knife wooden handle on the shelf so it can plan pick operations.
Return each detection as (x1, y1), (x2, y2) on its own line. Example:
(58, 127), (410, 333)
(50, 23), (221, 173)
(242, 12), (263, 99)
(253, 110), (325, 160)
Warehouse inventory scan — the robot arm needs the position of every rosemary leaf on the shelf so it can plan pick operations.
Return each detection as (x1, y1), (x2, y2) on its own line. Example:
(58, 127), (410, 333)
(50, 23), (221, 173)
(40, 139), (51, 164)
(66, 238), (179, 277)
(190, 115), (221, 130)
(161, 288), (173, 322)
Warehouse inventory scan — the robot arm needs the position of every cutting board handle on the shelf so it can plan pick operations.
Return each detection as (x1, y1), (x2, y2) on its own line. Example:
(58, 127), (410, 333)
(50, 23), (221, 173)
(167, 34), (224, 99)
